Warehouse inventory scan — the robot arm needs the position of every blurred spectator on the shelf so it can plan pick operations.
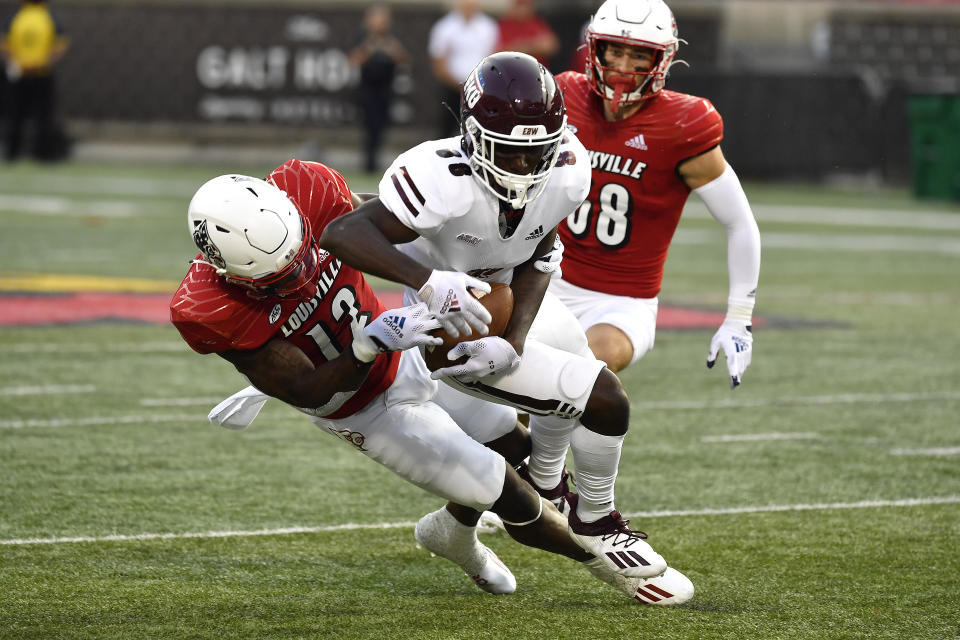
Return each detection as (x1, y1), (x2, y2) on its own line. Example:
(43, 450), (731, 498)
(495, 0), (559, 69)
(348, 4), (409, 174)
(1, 0), (70, 162)
(428, 0), (497, 137)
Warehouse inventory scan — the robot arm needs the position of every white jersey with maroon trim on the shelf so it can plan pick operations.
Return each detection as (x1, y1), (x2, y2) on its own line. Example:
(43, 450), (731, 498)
(382, 133), (606, 425)
(377, 134), (591, 283)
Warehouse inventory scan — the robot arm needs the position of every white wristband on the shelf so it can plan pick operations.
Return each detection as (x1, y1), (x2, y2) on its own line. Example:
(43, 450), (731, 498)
(350, 334), (379, 364)
(725, 296), (755, 325)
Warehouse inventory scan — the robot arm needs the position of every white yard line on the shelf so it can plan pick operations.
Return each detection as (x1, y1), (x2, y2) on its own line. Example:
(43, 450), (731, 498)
(701, 432), (820, 443)
(632, 390), (960, 411)
(0, 414), (198, 429)
(0, 176), (198, 197)
(0, 384), (95, 396)
(0, 195), (148, 218)
(5, 390), (956, 428)
(0, 342), (187, 354)
(2, 495), (957, 547)
(628, 495), (960, 518)
(890, 447), (960, 456)
(675, 229), (960, 255)
(683, 201), (960, 231)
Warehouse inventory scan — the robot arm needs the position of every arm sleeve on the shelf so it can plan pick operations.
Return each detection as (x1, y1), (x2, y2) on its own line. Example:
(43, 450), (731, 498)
(692, 163), (761, 323)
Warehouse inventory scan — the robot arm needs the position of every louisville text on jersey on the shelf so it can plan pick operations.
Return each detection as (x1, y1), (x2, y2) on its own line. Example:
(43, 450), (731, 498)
(587, 150), (647, 180)
(280, 258), (343, 337)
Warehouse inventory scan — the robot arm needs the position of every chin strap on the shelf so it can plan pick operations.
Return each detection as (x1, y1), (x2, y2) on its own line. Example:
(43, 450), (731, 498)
(190, 257), (227, 275)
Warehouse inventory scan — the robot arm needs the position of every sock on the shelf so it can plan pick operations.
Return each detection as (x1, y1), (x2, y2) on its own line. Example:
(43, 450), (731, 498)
(526, 414), (577, 490)
(569, 425), (624, 522)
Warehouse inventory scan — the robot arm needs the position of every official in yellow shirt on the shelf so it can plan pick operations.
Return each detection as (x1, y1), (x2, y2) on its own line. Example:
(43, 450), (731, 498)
(1, 0), (70, 160)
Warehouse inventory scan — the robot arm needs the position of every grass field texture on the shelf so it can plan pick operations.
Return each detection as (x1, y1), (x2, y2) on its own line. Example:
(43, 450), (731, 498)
(1, 159), (959, 639)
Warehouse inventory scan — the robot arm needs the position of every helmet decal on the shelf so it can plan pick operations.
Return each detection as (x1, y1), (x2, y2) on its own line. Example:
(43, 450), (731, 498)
(192, 219), (226, 271)
(464, 69), (483, 109)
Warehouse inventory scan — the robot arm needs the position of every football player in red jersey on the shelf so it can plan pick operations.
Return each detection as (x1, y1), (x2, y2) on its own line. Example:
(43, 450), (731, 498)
(553, 0), (762, 385)
(169, 159), (693, 604)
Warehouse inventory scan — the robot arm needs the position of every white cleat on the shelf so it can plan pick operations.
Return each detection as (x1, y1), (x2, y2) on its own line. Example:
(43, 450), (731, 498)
(585, 557), (694, 606)
(568, 509), (667, 578)
(415, 508), (516, 595)
(469, 546), (517, 595)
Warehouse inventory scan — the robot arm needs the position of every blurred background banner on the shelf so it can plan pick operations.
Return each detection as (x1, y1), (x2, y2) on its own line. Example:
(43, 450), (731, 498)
(2, 0), (959, 192)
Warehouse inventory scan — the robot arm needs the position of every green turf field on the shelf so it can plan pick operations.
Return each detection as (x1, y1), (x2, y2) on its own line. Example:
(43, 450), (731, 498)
(1, 159), (959, 639)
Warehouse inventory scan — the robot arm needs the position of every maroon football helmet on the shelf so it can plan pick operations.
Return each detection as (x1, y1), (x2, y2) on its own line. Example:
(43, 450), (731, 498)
(459, 51), (566, 209)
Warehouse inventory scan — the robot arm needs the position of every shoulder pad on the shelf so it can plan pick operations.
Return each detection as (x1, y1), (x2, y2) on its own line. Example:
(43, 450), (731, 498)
(268, 159), (354, 239)
(378, 140), (477, 237)
(554, 132), (592, 206)
(169, 265), (273, 353)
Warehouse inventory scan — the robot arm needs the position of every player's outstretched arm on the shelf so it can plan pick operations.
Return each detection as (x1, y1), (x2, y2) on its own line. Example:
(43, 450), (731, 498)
(321, 197), (492, 338)
(219, 338), (376, 410)
(682, 148), (761, 389)
(321, 197), (429, 288)
(220, 303), (443, 408)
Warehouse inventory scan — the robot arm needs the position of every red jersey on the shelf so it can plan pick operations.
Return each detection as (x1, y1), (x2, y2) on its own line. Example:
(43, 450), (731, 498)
(555, 71), (723, 298)
(169, 159), (400, 419)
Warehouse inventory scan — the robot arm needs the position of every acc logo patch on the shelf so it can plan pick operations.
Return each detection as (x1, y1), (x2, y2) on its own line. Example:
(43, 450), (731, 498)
(192, 219), (226, 270)
(269, 303), (283, 324)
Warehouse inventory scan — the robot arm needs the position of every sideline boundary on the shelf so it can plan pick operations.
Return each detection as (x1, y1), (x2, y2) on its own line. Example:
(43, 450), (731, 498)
(3, 496), (957, 547)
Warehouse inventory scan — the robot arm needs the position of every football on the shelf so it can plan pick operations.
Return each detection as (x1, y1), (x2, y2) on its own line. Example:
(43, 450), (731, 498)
(423, 282), (514, 372)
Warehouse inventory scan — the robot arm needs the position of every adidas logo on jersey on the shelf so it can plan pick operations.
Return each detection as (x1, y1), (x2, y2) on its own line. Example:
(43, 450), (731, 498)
(625, 134), (647, 150)
(524, 225), (545, 241)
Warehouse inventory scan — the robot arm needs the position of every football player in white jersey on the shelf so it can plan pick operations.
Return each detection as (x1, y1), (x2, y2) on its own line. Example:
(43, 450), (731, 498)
(321, 52), (693, 600)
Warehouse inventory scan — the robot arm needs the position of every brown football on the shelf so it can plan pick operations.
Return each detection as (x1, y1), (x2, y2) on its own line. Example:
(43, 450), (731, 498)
(423, 282), (514, 372)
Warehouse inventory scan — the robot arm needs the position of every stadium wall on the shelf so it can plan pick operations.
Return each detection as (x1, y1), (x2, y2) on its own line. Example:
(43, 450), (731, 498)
(1, 1), (957, 183)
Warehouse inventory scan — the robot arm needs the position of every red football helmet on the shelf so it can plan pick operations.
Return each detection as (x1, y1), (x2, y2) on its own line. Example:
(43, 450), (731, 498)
(459, 51), (566, 209)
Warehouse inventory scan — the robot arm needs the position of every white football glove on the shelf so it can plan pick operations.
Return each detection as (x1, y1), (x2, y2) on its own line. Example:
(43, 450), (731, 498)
(430, 336), (521, 383)
(707, 320), (753, 389)
(533, 235), (564, 277)
(417, 269), (492, 339)
(350, 302), (443, 363)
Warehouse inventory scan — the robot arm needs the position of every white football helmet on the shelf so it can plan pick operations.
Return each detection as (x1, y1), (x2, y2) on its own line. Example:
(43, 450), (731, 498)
(585, 0), (681, 108)
(187, 174), (319, 298)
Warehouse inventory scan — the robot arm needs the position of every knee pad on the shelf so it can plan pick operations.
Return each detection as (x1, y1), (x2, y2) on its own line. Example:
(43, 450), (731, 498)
(559, 358), (600, 402)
